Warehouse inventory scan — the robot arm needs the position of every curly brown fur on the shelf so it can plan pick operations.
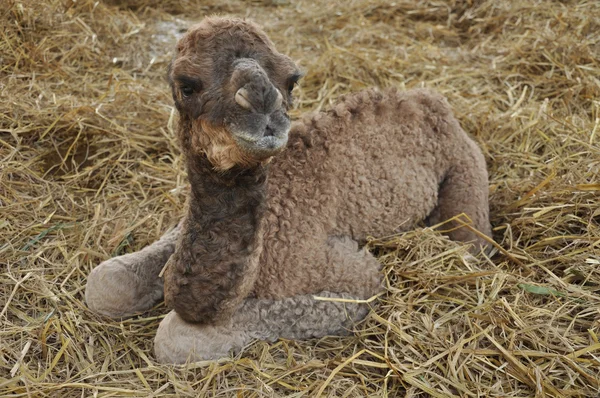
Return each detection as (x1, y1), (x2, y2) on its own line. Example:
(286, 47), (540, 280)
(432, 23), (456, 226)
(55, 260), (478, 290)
(253, 88), (491, 299)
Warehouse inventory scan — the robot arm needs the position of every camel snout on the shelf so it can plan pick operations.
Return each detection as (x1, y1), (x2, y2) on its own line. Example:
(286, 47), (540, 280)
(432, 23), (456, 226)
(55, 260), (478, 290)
(235, 86), (283, 113)
(231, 59), (284, 115)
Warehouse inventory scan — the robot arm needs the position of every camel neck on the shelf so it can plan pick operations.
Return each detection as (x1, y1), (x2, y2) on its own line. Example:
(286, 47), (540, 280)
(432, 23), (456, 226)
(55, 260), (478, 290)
(185, 153), (268, 221)
(165, 150), (269, 323)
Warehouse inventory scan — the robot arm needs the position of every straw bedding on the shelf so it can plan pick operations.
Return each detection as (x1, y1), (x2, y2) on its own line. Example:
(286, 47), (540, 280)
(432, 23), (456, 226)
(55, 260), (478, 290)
(1, 0), (599, 396)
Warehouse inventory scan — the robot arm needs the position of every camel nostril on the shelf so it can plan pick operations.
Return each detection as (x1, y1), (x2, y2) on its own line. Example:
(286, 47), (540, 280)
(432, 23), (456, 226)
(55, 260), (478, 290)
(235, 87), (253, 110)
(264, 124), (275, 137)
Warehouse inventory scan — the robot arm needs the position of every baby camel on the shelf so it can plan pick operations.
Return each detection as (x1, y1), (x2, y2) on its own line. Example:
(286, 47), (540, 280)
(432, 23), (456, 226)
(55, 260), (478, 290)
(85, 17), (492, 363)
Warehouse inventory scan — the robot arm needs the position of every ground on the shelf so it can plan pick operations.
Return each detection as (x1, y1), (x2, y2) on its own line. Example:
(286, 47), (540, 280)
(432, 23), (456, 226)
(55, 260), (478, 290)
(1, 0), (599, 396)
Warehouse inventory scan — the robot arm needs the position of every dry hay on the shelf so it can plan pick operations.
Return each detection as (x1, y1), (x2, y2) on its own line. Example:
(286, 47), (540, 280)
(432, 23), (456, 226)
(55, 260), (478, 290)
(1, 0), (599, 396)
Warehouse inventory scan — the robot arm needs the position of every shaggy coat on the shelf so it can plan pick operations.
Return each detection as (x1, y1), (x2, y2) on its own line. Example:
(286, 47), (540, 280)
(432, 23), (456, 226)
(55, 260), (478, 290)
(163, 86), (491, 324)
(85, 17), (491, 363)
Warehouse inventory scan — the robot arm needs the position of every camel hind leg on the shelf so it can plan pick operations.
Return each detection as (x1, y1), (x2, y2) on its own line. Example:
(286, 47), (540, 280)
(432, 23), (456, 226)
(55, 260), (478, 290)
(427, 139), (492, 252)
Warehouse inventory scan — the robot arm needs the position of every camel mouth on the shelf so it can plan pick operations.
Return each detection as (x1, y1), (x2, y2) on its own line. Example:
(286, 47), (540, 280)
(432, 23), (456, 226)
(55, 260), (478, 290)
(232, 127), (289, 158)
(229, 110), (290, 159)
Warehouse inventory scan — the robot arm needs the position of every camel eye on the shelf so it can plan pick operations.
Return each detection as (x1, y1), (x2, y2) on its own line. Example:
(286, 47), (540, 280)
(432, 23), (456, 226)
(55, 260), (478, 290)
(181, 86), (194, 97)
(175, 75), (202, 98)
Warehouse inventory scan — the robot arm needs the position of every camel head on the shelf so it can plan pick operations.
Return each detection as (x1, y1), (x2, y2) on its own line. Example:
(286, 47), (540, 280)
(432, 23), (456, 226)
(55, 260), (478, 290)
(169, 17), (302, 171)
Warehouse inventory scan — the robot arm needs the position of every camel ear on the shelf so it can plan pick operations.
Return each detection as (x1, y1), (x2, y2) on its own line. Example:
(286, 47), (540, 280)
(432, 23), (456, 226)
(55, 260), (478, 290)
(287, 71), (303, 91)
(284, 70), (304, 109)
(166, 59), (181, 111)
